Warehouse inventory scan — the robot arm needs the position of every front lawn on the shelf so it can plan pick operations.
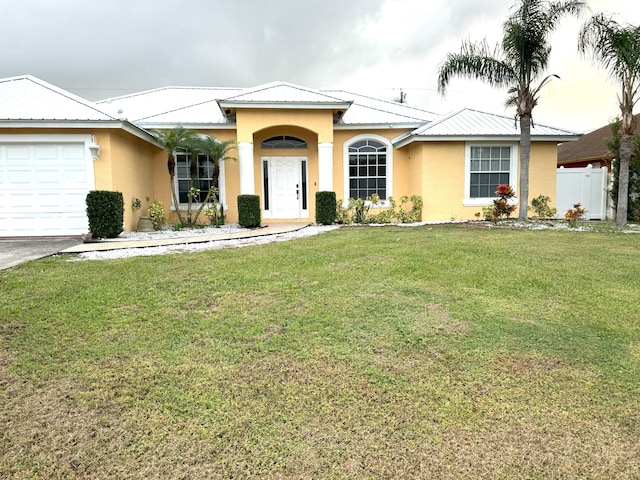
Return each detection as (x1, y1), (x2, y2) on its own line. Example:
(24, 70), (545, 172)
(1, 225), (639, 479)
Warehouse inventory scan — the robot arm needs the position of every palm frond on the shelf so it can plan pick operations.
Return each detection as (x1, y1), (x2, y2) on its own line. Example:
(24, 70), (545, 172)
(437, 40), (515, 94)
(579, 13), (640, 120)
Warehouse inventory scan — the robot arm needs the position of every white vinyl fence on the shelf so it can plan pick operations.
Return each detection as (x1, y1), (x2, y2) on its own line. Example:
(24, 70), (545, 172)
(556, 165), (610, 220)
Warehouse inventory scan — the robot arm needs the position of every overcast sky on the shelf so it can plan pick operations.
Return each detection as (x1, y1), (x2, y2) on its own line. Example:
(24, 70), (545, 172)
(1, 0), (637, 132)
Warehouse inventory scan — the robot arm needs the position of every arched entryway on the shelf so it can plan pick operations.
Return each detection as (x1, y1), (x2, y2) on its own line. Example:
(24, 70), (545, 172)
(256, 130), (315, 220)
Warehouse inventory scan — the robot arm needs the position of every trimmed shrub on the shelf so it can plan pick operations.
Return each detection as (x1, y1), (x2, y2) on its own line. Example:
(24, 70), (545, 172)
(315, 191), (337, 225)
(86, 190), (124, 238)
(238, 194), (261, 228)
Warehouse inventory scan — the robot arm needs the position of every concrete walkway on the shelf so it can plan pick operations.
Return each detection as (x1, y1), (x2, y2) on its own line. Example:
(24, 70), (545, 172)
(60, 222), (310, 254)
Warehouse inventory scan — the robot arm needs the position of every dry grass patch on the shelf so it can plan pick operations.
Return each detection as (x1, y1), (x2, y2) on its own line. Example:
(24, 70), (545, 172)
(409, 303), (469, 337)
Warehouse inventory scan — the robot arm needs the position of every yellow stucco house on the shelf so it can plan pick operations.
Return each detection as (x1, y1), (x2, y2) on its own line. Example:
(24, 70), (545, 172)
(0, 75), (578, 236)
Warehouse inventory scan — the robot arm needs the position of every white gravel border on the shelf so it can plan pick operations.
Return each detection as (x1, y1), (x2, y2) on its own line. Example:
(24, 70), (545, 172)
(75, 225), (339, 261)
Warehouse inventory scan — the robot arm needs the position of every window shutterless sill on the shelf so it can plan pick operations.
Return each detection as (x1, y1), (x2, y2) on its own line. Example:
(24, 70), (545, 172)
(463, 199), (519, 207)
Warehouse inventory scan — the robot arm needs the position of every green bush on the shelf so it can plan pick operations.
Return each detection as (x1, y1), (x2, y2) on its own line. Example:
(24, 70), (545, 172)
(335, 194), (423, 224)
(238, 194), (261, 228)
(530, 195), (557, 219)
(86, 190), (124, 238)
(148, 200), (166, 230)
(315, 191), (337, 225)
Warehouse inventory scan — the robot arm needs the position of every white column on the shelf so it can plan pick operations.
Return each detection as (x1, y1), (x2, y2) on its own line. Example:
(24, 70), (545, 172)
(318, 142), (334, 191)
(238, 142), (255, 195)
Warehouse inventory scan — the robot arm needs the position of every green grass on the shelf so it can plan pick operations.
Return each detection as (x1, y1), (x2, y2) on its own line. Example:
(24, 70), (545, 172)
(1, 224), (639, 479)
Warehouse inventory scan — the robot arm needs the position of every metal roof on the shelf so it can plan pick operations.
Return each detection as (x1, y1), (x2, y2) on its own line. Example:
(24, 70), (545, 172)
(222, 81), (348, 104)
(325, 90), (437, 125)
(394, 108), (580, 146)
(98, 81), (437, 128)
(0, 75), (117, 121)
(98, 86), (241, 124)
(0, 76), (580, 143)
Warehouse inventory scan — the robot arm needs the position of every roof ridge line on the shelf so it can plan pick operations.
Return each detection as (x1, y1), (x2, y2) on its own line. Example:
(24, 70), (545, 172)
(324, 89), (439, 116)
(134, 98), (225, 122)
(98, 86), (244, 103)
(22, 75), (118, 120)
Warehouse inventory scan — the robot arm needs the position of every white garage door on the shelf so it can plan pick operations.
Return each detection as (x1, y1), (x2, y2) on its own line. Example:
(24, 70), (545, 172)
(0, 134), (95, 237)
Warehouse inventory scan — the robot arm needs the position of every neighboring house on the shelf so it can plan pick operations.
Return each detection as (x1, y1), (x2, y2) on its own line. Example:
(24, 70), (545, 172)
(557, 114), (640, 169)
(0, 75), (578, 237)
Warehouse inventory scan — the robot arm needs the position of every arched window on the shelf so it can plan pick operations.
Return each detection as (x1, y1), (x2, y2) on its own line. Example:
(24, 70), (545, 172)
(346, 138), (390, 200)
(261, 135), (308, 149)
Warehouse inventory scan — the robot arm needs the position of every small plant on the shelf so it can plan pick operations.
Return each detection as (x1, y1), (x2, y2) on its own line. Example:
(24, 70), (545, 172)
(530, 194), (557, 219)
(335, 194), (423, 224)
(335, 200), (351, 224)
(482, 205), (496, 222)
(131, 197), (142, 211)
(491, 184), (517, 221)
(148, 200), (166, 230)
(394, 195), (423, 223)
(350, 197), (370, 224)
(205, 203), (226, 227)
(565, 203), (586, 228)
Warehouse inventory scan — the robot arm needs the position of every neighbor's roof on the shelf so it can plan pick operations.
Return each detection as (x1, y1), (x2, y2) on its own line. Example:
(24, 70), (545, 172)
(394, 108), (579, 147)
(99, 81), (436, 129)
(557, 114), (640, 165)
(0, 75), (117, 122)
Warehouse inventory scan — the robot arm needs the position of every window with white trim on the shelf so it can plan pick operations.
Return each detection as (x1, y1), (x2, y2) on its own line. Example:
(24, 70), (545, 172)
(346, 138), (389, 200)
(175, 153), (224, 204)
(464, 143), (518, 205)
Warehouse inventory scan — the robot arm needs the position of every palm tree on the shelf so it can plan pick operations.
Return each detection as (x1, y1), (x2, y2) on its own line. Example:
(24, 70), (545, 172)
(191, 136), (236, 225)
(438, 0), (585, 221)
(152, 126), (198, 225)
(579, 14), (640, 227)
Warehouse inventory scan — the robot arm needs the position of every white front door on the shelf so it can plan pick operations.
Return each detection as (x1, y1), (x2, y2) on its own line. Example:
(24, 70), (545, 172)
(263, 156), (308, 219)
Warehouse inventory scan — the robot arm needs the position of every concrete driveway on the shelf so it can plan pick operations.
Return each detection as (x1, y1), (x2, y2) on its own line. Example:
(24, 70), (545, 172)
(0, 237), (83, 270)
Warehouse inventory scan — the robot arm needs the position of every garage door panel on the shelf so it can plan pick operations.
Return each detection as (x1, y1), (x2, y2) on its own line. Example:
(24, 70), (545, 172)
(6, 146), (30, 162)
(34, 146), (59, 159)
(62, 145), (85, 158)
(0, 139), (95, 237)
(7, 169), (33, 183)
(7, 193), (32, 208)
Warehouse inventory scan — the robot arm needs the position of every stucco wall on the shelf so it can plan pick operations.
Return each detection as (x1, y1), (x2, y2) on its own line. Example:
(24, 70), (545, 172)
(94, 130), (164, 232)
(527, 142), (559, 210)
(236, 109), (334, 143)
(407, 140), (559, 221)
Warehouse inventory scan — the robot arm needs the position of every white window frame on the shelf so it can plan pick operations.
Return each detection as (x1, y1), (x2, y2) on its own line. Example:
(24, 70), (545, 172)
(343, 134), (393, 207)
(463, 142), (519, 206)
(172, 153), (227, 210)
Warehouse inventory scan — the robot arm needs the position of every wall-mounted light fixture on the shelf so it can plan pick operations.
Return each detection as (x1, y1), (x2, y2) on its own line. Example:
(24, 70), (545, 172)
(88, 135), (101, 160)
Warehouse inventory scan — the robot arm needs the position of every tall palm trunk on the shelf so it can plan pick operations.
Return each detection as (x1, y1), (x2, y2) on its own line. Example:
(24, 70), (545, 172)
(168, 153), (185, 225)
(616, 135), (632, 227)
(518, 115), (531, 221)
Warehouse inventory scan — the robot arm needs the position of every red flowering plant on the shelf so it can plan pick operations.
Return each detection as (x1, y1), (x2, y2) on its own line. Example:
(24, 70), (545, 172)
(490, 184), (517, 220)
(564, 203), (586, 228)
